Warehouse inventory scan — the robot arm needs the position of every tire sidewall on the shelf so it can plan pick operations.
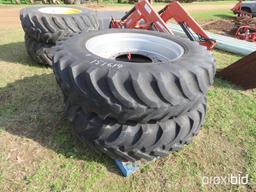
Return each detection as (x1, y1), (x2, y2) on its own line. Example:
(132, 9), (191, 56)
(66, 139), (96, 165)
(21, 6), (95, 17)
(55, 29), (212, 74)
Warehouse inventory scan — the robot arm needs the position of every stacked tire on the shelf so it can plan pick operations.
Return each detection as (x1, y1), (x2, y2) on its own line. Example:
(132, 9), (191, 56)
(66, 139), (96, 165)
(64, 0), (86, 4)
(20, 6), (99, 67)
(54, 29), (216, 161)
(20, 7), (216, 162)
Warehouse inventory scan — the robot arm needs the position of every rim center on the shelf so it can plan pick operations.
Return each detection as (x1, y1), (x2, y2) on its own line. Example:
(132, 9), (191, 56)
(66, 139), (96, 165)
(86, 33), (185, 63)
(115, 53), (153, 63)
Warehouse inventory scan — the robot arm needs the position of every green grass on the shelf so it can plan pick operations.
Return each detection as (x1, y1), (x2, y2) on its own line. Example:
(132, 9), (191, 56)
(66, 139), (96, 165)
(0, 2), (255, 192)
(191, 9), (235, 22)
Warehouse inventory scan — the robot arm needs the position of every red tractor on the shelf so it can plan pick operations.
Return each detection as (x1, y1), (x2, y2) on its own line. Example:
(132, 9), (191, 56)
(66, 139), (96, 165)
(110, 0), (216, 50)
(232, 0), (256, 42)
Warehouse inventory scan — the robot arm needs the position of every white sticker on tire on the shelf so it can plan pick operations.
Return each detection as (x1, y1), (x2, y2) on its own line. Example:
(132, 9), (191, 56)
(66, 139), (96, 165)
(89, 59), (123, 69)
(38, 7), (81, 14)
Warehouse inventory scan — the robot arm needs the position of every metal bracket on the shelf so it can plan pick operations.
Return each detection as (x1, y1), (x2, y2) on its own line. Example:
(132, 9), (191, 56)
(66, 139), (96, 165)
(114, 160), (141, 177)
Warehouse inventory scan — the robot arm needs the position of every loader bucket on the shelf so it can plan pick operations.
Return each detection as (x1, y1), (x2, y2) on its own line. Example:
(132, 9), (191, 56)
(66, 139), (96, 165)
(217, 51), (256, 90)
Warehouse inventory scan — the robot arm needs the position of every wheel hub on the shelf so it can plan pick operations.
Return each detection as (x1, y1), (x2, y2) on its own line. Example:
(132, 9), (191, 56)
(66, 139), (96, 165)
(86, 33), (184, 63)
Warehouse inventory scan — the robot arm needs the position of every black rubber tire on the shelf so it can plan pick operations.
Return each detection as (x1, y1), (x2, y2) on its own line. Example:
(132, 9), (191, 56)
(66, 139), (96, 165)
(25, 33), (54, 67)
(53, 30), (215, 123)
(68, 97), (207, 162)
(73, 0), (81, 4)
(53, 29), (215, 123)
(20, 6), (99, 44)
(64, 0), (74, 4)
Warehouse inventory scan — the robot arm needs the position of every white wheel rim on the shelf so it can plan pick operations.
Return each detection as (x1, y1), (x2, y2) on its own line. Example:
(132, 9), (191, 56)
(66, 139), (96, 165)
(38, 7), (81, 14)
(86, 33), (185, 63)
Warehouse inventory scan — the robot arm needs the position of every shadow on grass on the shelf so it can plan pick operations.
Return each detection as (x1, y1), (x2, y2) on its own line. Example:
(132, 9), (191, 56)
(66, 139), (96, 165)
(214, 77), (241, 89)
(0, 41), (46, 67)
(0, 74), (120, 175)
(214, 14), (236, 20)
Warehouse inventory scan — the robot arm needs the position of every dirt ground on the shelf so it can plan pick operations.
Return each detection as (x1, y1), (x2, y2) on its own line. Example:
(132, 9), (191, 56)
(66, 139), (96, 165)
(0, 3), (233, 30)
(0, 7), (21, 29)
(202, 19), (237, 36)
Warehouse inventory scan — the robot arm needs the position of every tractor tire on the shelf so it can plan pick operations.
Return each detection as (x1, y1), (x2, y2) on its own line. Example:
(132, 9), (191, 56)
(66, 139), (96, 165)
(20, 6), (99, 44)
(73, 0), (80, 4)
(53, 29), (215, 123)
(64, 0), (74, 4)
(25, 34), (53, 67)
(67, 97), (207, 162)
(241, 7), (252, 14)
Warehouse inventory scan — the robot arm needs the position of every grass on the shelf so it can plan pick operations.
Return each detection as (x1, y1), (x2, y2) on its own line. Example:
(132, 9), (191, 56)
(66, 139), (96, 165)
(191, 9), (235, 23)
(0, 2), (255, 192)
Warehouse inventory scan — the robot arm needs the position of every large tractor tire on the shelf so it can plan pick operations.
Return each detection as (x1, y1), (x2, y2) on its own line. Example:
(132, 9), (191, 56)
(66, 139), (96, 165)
(25, 34), (53, 67)
(67, 97), (207, 162)
(64, 0), (75, 4)
(20, 6), (99, 44)
(73, 0), (81, 4)
(53, 29), (215, 123)
(42, 0), (48, 4)
(64, 0), (80, 4)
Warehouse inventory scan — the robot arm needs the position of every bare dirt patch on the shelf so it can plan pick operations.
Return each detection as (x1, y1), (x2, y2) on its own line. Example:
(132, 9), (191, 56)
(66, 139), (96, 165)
(202, 19), (237, 36)
(0, 7), (22, 30)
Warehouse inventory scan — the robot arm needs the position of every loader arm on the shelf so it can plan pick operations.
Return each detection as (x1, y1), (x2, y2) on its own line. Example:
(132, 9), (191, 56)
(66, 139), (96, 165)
(159, 1), (216, 49)
(110, 0), (216, 50)
(111, 0), (173, 34)
(232, 0), (242, 14)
